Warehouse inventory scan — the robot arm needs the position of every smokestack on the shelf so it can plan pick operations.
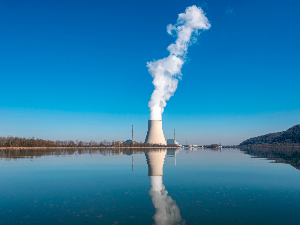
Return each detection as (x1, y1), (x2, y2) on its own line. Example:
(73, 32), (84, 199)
(132, 125), (133, 143)
(145, 120), (166, 145)
(174, 129), (175, 140)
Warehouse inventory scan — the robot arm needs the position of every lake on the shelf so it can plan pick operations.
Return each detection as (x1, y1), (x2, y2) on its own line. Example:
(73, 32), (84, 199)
(1, 147), (300, 225)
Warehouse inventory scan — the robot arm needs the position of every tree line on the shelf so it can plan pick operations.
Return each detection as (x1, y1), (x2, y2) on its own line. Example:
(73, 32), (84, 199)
(0, 136), (175, 148)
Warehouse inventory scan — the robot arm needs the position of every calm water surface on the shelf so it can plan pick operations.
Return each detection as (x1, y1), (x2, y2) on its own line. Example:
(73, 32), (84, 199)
(1, 148), (300, 225)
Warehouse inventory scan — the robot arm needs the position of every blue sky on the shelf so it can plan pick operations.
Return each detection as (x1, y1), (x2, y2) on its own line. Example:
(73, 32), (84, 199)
(0, 0), (299, 145)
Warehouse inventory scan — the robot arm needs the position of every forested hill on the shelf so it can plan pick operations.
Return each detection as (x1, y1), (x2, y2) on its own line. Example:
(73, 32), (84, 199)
(240, 124), (300, 147)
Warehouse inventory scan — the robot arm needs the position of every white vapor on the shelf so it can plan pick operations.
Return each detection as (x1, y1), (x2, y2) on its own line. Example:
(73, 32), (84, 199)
(147, 5), (211, 120)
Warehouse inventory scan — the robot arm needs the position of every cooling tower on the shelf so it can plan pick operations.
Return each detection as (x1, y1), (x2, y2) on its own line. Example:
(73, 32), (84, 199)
(145, 120), (167, 145)
(145, 150), (167, 176)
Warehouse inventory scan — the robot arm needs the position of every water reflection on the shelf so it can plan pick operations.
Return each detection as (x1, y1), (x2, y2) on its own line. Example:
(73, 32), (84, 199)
(1, 147), (300, 224)
(1, 147), (300, 171)
(146, 149), (184, 225)
(0, 148), (146, 160)
(0, 148), (185, 224)
(241, 147), (300, 170)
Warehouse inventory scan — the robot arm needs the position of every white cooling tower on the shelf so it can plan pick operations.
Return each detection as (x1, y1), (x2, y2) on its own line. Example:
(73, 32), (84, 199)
(145, 120), (167, 145)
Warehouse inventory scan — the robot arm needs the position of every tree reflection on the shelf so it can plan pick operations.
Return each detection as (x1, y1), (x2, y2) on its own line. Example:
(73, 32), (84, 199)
(241, 147), (300, 170)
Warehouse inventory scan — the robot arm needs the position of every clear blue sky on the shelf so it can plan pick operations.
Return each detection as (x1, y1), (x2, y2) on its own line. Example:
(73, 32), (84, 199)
(0, 0), (299, 145)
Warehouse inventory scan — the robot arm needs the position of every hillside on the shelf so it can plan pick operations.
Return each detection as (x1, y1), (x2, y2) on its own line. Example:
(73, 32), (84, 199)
(240, 124), (300, 147)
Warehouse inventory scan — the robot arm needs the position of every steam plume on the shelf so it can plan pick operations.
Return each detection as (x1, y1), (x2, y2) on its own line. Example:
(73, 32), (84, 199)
(147, 5), (211, 120)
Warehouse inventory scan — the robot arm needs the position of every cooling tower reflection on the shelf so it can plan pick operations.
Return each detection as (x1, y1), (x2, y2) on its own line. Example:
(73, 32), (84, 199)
(145, 149), (185, 225)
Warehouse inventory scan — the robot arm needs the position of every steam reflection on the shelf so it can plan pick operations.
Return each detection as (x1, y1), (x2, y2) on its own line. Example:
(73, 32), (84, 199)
(146, 149), (185, 225)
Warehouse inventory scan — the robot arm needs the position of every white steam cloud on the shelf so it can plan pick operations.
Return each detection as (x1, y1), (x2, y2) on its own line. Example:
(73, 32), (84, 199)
(147, 5), (211, 120)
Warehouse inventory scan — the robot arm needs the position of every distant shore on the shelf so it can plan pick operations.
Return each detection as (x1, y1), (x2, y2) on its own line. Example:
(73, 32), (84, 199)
(0, 146), (180, 150)
(239, 145), (300, 148)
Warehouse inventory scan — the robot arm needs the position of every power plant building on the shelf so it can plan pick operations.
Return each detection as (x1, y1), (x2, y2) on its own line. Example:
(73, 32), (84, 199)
(167, 139), (179, 145)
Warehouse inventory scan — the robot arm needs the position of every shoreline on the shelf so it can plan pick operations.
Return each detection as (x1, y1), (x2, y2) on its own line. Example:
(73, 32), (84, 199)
(0, 146), (180, 150)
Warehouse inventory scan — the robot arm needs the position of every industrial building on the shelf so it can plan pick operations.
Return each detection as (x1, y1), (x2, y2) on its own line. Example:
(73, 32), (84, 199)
(167, 139), (179, 145)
